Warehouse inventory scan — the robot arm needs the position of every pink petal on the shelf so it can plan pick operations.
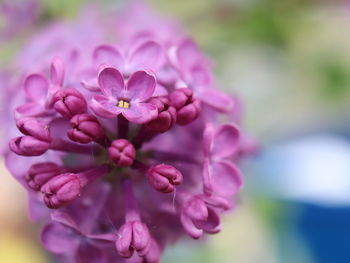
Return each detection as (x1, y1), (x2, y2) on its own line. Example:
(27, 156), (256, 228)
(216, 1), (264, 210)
(208, 160), (243, 197)
(15, 102), (44, 118)
(41, 223), (80, 254)
(24, 74), (49, 101)
(191, 64), (213, 87)
(123, 103), (157, 124)
(98, 67), (125, 98)
(203, 123), (215, 158)
(93, 45), (124, 69)
(197, 88), (234, 113)
(126, 70), (156, 102)
(91, 95), (122, 118)
(50, 57), (65, 86)
(180, 213), (203, 239)
(212, 124), (240, 159)
(193, 207), (221, 234)
(176, 39), (202, 71)
(153, 84), (169, 97)
(128, 41), (164, 72)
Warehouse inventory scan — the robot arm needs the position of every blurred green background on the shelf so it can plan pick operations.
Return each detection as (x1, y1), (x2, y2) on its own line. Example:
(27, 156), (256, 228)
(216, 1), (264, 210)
(1, 0), (350, 262)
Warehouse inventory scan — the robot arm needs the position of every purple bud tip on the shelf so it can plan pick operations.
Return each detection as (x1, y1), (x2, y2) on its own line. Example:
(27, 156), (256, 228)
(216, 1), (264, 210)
(146, 97), (177, 133)
(108, 139), (136, 167)
(26, 162), (61, 191)
(147, 164), (183, 193)
(53, 88), (87, 119)
(115, 221), (151, 258)
(9, 136), (50, 156)
(67, 113), (105, 144)
(169, 88), (201, 125)
(41, 173), (81, 209)
(16, 117), (51, 142)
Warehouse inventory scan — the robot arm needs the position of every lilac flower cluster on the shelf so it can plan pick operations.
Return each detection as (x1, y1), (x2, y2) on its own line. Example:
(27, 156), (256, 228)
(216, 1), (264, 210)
(4, 3), (256, 263)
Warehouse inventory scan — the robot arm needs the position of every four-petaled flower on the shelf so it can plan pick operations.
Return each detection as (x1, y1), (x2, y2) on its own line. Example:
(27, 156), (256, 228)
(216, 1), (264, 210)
(91, 67), (158, 124)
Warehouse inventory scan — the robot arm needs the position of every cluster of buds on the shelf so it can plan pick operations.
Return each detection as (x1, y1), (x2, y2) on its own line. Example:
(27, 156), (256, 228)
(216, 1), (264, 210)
(4, 3), (257, 263)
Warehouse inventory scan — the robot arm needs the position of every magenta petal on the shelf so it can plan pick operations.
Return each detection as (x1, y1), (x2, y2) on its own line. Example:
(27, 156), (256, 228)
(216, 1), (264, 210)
(212, 124), (240, 159)
(180, 213), (203, 239)
(15, 102), (44, 118)
(24, 74), (49, 101)
(50, 57), (65, 86)
(191, 64), (213, 86)
(98, 67), (125, 98)
(197, 88), (234, 113)
(177, 39), (200, 69)
(153, 84), (169, 97)
(116, 223), (133, 258)
(91, 95), (122, 119)
(93, 45), (124, 69)
(123, 103), (157, 124)
(209, 160), (243, 197)
(41, 223), (80, 254)
(193, 207), (221, 234)
(128, 41), (164, 71)
(126, 70), (156, 102)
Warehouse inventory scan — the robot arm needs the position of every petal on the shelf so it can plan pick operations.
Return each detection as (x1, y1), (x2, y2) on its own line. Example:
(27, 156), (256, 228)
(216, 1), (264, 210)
(203, 123), (215, 158)
(193, 207), (221, 234)
(180, 213), (203, 239)
(15, 102), (44, 118)
(93, 45), (124, 69)
(51, 57), (65, 86)
(80, 69), (99, 91)
(116, 223), (133, 258)
(123, 103), (157, 124)
(98, 67), (125, 98)
(153, 84), (169, 97)
(191, 64), (213, 87)
(212, 124), (240, 159)
(197, 88), (234, 113)
(128, 41), (164, 71)
(126, 70), (156, 102)
(176, 39), (202, 71)
(208, 160), (243, 197)
(24, 74), (49, 101)
(91, 95), (122, 119)
(41, 223), (80, 254)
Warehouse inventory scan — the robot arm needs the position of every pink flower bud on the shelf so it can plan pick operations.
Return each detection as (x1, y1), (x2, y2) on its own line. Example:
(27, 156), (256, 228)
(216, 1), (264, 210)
(115, 221), (151, 258)
(169, 88), (200, 125)
(146, 97), (176, 133)
(41, 173), (81, 209)
(26, 162), (61, 191)
(147, 164), (183, 193)
(108, 139), (136, 167)
(67, 113), (105, 144)
(9, 136), (51, 156)
(16, 117), (51, 142)
(53, 88), (87, 119)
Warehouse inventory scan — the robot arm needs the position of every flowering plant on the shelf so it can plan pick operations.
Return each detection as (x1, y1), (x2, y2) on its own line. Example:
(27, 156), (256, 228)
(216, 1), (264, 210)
(3, 3), (256, 263)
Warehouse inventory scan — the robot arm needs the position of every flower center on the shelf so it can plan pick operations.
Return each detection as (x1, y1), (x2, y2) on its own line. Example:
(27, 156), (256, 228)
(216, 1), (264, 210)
(117, 100), (130, 109)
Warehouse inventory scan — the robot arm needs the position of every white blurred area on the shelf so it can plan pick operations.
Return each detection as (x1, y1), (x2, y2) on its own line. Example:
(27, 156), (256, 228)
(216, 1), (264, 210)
(256, 134), (350, 206)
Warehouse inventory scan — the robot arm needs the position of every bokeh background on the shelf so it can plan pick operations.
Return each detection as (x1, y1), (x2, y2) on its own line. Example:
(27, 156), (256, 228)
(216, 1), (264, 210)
(1, 0), (350, 262)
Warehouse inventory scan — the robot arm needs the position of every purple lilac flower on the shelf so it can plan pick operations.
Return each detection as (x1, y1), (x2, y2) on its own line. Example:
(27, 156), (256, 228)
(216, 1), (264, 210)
(4, 3), (256, 263)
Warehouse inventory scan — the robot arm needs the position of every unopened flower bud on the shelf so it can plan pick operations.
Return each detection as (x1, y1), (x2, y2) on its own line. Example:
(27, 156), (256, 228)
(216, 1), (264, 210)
(53, 88), (87, 119)
(115, 221), (151, 258)
(9, 136), (51, 156)
(169, 88), (200, 125)
(147, 164), (183, 193)
(108, 139), (136, 167)
(146, 97), (176, 133)
(16, 117), (51, 142)
(26, 162), (61, 191)
(68, 113), (105, 144)
(41, 173), (81, 209)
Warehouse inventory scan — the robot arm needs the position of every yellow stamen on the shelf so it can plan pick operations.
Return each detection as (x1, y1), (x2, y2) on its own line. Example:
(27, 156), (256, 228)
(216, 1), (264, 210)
(117, 100), (130, 109)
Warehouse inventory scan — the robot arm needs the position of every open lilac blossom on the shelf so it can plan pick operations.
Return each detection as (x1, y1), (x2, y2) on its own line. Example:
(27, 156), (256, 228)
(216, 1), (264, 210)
(3, 3), (256, 263)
